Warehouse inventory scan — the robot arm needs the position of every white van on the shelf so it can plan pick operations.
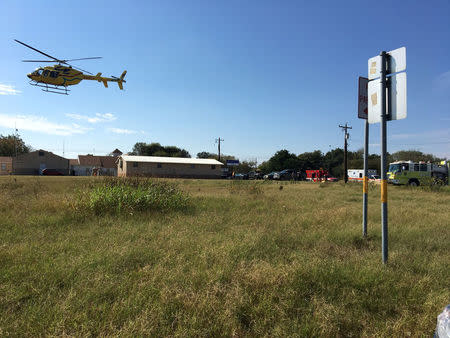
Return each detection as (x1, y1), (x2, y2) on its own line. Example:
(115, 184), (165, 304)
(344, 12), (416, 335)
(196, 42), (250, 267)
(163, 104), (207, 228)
(348, 169), (377, 181)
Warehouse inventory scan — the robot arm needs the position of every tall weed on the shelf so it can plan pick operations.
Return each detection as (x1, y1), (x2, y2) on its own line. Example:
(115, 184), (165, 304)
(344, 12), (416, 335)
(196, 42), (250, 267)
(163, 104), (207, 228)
(77, 177), (191, 215)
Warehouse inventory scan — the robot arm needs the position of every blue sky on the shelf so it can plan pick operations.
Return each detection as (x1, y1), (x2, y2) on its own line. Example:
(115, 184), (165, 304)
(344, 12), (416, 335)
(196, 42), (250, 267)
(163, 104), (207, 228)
(1, 0), (449, 161)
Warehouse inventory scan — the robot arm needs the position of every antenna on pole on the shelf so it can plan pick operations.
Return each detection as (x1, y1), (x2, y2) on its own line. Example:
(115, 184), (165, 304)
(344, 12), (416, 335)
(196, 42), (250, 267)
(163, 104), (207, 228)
(339, 123), (352, 183)
(215, 137), (224, 162)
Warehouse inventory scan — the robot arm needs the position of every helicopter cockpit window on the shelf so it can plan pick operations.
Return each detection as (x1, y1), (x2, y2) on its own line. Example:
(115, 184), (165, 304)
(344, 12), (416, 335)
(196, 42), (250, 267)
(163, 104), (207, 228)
(50, 71), (59, 78)
(43, 70), (50, 77)
(34, 69), (43, 76)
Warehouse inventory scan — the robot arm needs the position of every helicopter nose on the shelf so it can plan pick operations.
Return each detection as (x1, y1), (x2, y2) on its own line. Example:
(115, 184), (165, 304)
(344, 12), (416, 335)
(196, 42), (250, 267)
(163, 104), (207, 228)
(27, 73), (32, 79)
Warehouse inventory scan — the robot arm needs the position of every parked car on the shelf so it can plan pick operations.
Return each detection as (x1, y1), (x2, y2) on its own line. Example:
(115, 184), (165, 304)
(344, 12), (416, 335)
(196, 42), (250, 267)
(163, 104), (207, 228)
(263, 172), (278, 180)
(234, 173), (249, 180)
(274, 169), (297, 180)
(248, 171), (263, 180)
(42, 168), (64, 176)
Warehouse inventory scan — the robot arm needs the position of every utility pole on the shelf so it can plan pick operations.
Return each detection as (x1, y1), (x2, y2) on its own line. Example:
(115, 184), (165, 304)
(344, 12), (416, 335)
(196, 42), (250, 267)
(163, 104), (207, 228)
(14, 124), (18, 158)
(215, 138), (224, 162)
(13, 124), (18, 174)
(339, 123), (352, 183)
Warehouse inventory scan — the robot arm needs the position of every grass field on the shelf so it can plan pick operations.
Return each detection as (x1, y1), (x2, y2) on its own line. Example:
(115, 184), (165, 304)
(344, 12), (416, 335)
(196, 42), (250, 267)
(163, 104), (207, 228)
(0, 176), (449, 336)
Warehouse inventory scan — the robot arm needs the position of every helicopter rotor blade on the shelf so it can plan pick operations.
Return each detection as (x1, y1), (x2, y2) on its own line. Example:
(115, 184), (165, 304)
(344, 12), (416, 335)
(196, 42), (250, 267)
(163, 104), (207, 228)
(22, 60), (56, 62)
(64, 57), (102, 62)
(70, 64), (93, 75)
(14, 39), (62, 63)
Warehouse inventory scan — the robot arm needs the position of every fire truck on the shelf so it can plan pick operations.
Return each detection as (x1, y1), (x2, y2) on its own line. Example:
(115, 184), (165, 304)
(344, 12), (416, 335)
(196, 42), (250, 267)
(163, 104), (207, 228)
(387, 160), (449, 186)
(305, 169), (338, 182)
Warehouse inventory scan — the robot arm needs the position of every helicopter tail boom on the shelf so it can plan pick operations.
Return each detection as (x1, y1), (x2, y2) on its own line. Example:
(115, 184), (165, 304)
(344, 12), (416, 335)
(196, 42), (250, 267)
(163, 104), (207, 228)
(82, 70), (127, 90)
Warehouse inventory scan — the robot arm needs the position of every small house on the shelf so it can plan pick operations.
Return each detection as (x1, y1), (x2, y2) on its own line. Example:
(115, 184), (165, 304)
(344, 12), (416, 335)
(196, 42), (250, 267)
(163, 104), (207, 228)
(0, 157), (12, 175)
(111, 148), (123, 157)
(72, 155), (117, 176)
(117, 155), (223, 178)
(13, 150), (69, 175)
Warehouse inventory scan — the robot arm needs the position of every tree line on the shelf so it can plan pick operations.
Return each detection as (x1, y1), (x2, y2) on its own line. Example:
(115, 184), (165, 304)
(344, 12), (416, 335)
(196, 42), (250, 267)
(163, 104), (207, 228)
(194, 148), (444, 178)
(0, 135), (444, 179)
(129, 142), (191, 158)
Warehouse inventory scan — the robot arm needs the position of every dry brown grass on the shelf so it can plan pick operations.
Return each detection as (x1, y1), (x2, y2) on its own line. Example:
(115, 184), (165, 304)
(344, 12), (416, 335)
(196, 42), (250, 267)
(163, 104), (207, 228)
(0, 176), (449, 336)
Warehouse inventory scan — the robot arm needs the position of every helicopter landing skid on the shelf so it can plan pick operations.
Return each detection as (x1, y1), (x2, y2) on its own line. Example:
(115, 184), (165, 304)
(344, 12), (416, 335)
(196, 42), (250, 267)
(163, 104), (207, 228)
(29, 81), (70, 95)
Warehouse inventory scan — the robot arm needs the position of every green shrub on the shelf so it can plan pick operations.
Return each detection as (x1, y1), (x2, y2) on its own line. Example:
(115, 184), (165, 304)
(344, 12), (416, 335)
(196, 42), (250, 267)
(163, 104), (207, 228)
(79, 177), (191, 215)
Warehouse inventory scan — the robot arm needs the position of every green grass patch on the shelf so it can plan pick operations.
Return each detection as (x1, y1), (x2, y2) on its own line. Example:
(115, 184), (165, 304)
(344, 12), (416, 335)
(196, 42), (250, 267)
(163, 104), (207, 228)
(78, 177), (191, 215)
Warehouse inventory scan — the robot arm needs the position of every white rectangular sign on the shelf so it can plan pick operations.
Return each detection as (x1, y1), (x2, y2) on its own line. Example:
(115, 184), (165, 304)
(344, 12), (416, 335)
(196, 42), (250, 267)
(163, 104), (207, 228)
(368, 47), (406, 80)
(358, 77), (368, 119)
(388, 72), (407, 122)
(388, 47), (406, 73)
(368, 73), (407, 124)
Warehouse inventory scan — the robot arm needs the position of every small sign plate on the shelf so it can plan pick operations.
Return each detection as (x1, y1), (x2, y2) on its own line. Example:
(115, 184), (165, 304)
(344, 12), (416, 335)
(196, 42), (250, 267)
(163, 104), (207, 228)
(358, 77), (368, 119)
(226, 159), (240, 166)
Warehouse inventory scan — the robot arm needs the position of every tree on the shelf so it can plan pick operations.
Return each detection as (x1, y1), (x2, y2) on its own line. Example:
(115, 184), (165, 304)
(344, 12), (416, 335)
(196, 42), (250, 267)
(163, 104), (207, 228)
(260, 149), (300, 173)
(390, 150), (441, 163)
(235, 160), (257, 173)
(0, 134), (31, 157)
(323, 148), (344, 177)
(130, 142), (191, 158)
(298, 150), (323, 171)
(197, 151), (217, 159)
(130, 142), (147, 155)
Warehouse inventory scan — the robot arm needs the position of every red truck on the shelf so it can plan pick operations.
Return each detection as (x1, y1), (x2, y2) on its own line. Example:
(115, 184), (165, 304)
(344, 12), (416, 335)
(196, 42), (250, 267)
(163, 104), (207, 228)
(305, 169), (338, 182)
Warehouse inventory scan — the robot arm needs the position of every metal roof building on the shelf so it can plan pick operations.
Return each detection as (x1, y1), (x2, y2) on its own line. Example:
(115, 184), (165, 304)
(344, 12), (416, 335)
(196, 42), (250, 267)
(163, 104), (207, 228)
(117, 155), (223, 178)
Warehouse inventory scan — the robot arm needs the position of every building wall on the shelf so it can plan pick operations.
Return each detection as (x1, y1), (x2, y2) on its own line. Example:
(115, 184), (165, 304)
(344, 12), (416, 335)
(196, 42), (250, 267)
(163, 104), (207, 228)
(0, 157), (12, 175)
(118, 160), (222, 178)
(13, 150), (69, 175)
(72, 165), (116, 176)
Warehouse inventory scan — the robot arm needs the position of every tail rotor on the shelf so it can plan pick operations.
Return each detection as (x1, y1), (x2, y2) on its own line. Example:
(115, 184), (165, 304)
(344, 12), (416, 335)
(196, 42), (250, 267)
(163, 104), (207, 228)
(112, 70), (127, 90)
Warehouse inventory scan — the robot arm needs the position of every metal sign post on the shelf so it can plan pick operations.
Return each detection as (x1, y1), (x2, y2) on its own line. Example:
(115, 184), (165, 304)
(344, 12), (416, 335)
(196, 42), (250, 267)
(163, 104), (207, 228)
(380, 51), (388, 263)
(358, 77), (369, 237)
(367, 46), (406, 264)
(363, 119), (369, 237)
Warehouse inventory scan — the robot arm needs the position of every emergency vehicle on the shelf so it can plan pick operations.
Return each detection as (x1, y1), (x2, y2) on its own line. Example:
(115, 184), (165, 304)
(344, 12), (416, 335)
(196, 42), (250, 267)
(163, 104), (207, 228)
(305, 169), (338, 182)
(387, 160), (449, 186)
(347, 169), (378, 181)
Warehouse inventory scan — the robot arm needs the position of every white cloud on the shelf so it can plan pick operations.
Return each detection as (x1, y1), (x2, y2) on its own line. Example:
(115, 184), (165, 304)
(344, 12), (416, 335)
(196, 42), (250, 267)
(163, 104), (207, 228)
(0, 113), (91, 136)
(66, 112), (116, 123)
(0, 84), (21, 95)
(108, 127), (137, 134)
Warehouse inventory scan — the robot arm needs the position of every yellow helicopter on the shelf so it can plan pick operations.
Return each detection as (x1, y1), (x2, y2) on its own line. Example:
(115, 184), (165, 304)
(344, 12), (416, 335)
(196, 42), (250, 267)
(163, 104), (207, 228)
(15, 39), (126, 95)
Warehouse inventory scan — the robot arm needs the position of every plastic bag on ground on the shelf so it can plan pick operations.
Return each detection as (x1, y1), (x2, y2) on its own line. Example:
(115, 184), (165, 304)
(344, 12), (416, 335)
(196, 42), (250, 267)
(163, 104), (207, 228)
(435, 305), (450, 338)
